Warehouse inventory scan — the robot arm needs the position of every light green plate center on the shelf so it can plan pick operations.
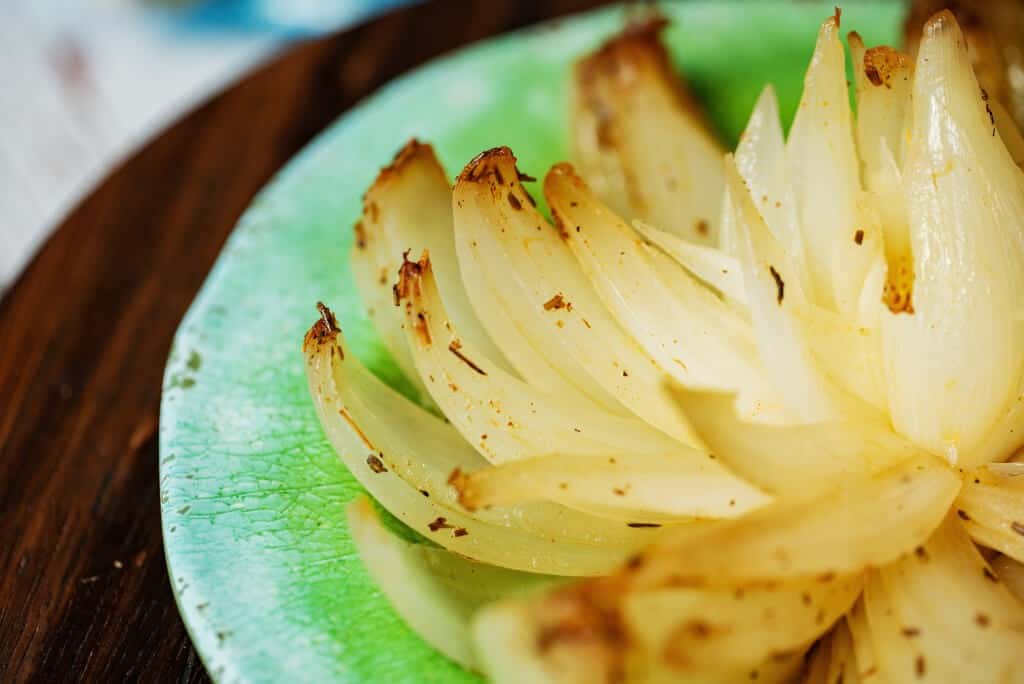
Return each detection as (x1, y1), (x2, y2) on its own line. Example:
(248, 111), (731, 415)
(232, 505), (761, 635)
(160, 3), (902, 681)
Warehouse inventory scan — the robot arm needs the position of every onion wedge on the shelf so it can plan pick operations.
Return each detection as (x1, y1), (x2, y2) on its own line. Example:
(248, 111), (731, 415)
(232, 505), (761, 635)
(452, 450), (769, 522)
(472, 558), (857, 681)
(474, 585), (821, 684)
(397, 253), (767, 518)
(570, 17), (723, 244)
(673, 390), (921, 498)
(882, 11), (1024, 463)
(350, 199), (428, 402)
(545, 162), (781, 420)
(733, 86), (808, 295)
(633, 220), (747, 307)
(396, 253), (689, 463)
(861, 515), (1024, 683)
(303, 307), (653, 575)
(366, 140), (511, 370)
(623, 575), (862, 674)
(451, 147), (702, 444)
(785, 14), (875, 316)
(955, 462), (1024, 563)
(353, 140), (511, 383)
(621, 454), (959, 586)
(725, 155), (845, 422)
(347, 496), (560, 670)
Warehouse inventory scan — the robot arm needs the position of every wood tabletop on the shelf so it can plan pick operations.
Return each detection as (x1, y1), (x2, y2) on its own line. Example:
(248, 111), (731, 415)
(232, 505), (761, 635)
(0, 1), (607, 680)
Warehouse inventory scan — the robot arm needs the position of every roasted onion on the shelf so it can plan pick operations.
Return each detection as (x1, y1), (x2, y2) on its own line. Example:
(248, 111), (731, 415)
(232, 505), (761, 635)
(307, 9), (1024, 683)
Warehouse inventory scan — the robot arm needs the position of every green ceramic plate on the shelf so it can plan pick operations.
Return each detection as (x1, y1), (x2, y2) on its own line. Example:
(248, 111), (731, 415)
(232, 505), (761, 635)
(160, 3), (903, 681)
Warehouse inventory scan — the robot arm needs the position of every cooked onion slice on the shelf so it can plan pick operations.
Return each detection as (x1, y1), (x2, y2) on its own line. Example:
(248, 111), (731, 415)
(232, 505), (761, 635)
(621, 455), (959, 586)
(373, 141), (512, 369)
(633, 219), (747, 307)
(622, 574), (862, 674)
(452, 449), (769, 521)
(396, 253), (689, 463)
(785, 14), (874, 316)
(732, 86), (808, 295)
(472, 556), (857, 681)
(570, 17), (723, 244)
(304, 309), (651, 575)
(398, 253), (767, 518)
(474, 584), (819, 684)
(955, 462), (1024, 563)
(882, 11), (1024, 463)
(451, 147), (702, 444)
(545, 162), (782, 420)
(725, 155), (844, 422)
(673, 390), (920, 498)
(860, 515), (1024, 683)
(354, 140), (511, 379)
(347, 496), (560, 669)
(350, 190), (429, 402)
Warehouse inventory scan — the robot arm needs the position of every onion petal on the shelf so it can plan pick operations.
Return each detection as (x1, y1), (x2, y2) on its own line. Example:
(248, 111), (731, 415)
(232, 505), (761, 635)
(545, 162), (782, 421)
(785, 15), (874, 315)
(861, 514), (1024, 683)
(673, 389), (922, 498)
(347, 496), (560, 669)
(623, 454), (959, 586)
(883, 11), (1024, 463)
(956, 462), (1024, 563)
(570, 18), (724, 244)
(303, 311), (651, 574)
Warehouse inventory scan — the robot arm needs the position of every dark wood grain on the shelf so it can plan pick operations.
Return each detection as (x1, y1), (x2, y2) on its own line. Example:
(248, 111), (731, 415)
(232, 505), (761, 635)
(0, 1), (609, 680)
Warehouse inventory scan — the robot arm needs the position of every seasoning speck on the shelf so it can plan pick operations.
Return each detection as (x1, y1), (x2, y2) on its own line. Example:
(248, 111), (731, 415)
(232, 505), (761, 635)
(543, 293), (568, 311)
(769, 265), (785, 305)
(428, 517), (453, 532)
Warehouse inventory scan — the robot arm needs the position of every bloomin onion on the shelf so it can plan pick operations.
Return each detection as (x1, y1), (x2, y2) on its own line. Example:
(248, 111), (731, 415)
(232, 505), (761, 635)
(304, 9), (1024, 683)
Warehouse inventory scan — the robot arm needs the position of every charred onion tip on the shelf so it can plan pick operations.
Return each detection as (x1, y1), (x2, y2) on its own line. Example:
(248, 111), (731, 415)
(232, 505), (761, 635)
(457, 146), (517, 184)
(316, 302), (340, 333)
(374, 138), (435, 185)
(303, 302), (342, 352)
(583, 11), (669, 68)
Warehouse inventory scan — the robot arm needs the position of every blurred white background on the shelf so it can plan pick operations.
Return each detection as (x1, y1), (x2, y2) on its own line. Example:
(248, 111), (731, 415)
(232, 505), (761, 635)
(0, 0), (412, 294)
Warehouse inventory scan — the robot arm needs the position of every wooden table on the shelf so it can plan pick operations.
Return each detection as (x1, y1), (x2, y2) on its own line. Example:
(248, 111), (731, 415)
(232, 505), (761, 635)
(0, 1), (606, 679)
